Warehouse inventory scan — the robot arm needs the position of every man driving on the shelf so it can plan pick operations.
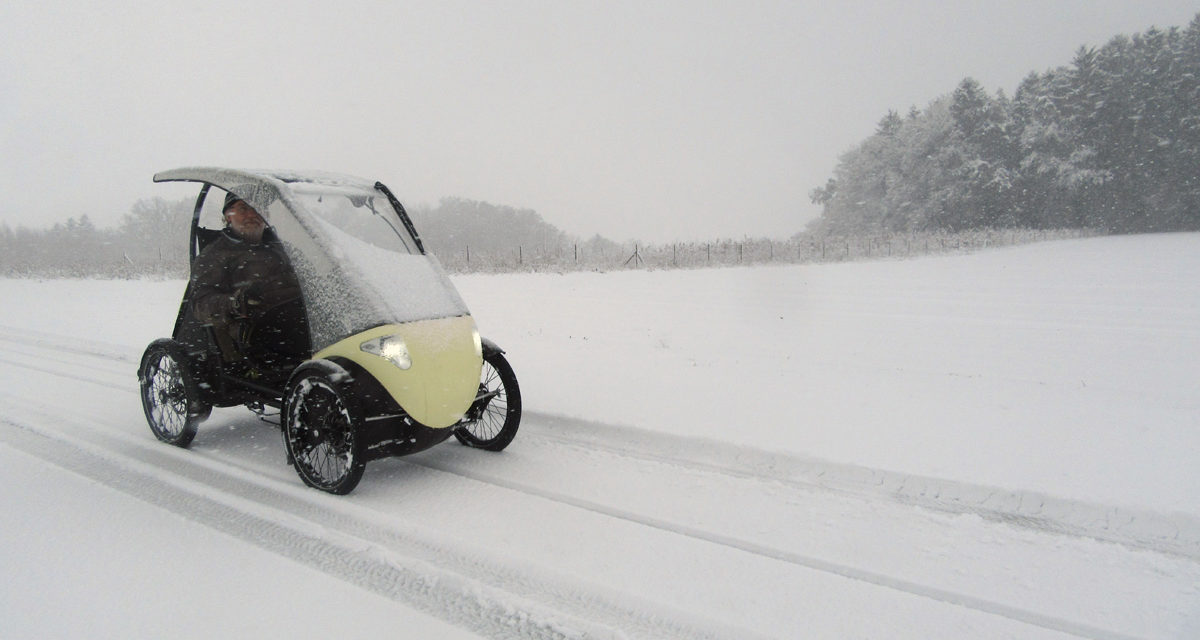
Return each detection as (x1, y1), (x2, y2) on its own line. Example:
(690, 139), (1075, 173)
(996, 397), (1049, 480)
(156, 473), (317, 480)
(191, 191), (308, 381)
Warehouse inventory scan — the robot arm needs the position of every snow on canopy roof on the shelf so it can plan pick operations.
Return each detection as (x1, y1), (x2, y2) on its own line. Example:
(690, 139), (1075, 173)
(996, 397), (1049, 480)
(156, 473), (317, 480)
(153, 167), (378, 192)
(154, 166), (464, 347)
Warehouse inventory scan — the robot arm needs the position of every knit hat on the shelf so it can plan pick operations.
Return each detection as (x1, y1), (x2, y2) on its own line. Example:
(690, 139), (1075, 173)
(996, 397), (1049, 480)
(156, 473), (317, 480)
(222, 191), (244, 213)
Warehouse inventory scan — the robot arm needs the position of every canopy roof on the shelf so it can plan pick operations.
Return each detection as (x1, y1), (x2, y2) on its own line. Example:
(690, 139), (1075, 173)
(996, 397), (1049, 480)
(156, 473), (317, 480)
(156, 167), (469, 350)
(154, 167), (379, 191)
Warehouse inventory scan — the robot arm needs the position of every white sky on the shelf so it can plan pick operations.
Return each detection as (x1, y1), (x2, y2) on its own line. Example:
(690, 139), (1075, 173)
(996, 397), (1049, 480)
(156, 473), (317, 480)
(2, 1), (1196, 242)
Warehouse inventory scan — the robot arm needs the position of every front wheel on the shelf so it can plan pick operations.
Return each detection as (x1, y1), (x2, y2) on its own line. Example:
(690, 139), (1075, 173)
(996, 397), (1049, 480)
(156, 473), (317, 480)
(455, 351), (522, 451)
(283, 367), (366, 495)
(138, 339), (209, 447)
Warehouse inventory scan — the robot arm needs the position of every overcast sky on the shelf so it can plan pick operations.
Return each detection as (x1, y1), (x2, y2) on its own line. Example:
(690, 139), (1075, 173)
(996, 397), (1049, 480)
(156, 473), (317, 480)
(2, 1), (1196, 242)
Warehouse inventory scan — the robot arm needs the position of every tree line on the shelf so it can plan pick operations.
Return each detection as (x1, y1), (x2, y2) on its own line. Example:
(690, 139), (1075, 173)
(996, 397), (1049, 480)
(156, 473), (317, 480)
(0, 195), (616, 278)
(1, 193), (1098, 278)
(809, 13), (1200, 235)
(0, 197), (194, 278)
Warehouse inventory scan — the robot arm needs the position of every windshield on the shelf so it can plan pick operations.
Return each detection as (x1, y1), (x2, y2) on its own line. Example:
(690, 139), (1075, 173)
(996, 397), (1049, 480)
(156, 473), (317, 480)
(270, 180), (469, 347)
(288, 183), (419, 255)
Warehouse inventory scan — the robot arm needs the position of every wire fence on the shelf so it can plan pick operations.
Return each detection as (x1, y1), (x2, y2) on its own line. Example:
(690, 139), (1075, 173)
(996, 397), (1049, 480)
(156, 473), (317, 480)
(1, 227), (1101, 278)
(431, 228), (1101, 274)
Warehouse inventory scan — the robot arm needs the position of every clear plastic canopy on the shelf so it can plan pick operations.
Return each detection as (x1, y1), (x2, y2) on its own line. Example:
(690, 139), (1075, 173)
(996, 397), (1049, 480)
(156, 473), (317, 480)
(155, 167), (470, 351)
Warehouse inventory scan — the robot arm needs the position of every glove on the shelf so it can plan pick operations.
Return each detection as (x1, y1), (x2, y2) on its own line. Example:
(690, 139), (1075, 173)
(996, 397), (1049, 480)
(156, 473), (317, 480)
(231, 283), (265, 319)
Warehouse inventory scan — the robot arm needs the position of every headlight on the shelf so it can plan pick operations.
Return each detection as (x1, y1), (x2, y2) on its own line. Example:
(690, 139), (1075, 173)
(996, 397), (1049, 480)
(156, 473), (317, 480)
(360, 335), (412, 370)
(472, 329), (483, 358)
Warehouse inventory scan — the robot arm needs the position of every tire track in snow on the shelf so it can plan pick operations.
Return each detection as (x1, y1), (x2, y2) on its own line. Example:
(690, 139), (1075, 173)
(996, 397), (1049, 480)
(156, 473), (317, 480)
(0, 325), (134, 391)
(6, 320), (1187, 553)
(0, 338), (769, 638)
(0, 330), (1176, 639)
(517, 412), (1200, 561)
(0, 391), (771, 640)
(0, 342), (132, 377)
(408, 457), (1145, 640)
(9, 322), (1194, 565)
(0, 324), (138, 363)
(0, 355), (130, 392)
(0, 418), (621, 640)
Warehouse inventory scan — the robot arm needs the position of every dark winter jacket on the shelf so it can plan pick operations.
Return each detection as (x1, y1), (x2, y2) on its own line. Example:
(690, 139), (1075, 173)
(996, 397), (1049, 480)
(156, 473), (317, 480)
(190, 228), (307, 364)
(192, 229), (301, 321)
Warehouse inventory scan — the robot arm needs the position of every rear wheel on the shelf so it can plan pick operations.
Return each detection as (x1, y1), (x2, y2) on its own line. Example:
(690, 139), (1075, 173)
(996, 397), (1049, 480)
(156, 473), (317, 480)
(455, 351), (521, 451)
(138, 339), (209, 447)
(283, 368), (366, 495)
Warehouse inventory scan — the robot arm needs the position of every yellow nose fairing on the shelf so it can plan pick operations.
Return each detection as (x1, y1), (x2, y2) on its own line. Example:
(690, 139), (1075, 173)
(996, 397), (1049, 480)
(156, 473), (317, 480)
(314, 316), (483, 429)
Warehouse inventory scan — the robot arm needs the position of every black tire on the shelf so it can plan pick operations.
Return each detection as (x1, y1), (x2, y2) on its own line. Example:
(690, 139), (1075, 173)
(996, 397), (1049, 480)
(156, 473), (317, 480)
(455, 351), (521, 451)
(283, 366), (366, 495)
(138, 339), (209, 447)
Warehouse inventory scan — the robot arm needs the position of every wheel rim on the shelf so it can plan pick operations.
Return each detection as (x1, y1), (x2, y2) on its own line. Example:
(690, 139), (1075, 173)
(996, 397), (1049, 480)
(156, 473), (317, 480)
(145, 354), (189, 439)
(287, 379), (355, 488)
(461, 359), (509, 442)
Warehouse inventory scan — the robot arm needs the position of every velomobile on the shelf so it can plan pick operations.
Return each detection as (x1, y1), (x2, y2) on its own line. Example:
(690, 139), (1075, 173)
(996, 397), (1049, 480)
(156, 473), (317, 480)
(137, 167), (520, 494)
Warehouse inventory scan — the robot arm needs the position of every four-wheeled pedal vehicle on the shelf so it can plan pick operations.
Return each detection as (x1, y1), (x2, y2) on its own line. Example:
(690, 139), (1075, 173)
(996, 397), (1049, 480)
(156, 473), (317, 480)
(138, 167), (521, 494)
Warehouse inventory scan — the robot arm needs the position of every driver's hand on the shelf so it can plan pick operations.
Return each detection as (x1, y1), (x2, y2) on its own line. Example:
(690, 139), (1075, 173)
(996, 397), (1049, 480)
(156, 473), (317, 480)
(232, 286), (264, 318)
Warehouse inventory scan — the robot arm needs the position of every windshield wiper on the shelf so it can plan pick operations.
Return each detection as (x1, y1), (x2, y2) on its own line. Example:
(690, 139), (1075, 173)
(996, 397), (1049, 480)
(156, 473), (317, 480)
(374, 182), (426, 255)
(364, 197), (415, 254)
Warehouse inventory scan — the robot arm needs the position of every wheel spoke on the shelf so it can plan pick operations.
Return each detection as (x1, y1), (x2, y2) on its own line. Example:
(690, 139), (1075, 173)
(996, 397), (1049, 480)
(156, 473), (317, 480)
(139, 343), (202, 448)
(455, 353), (520, 451)
(148, 357), (186, 435)
(462, 361), (509, 440)
(286, 376), (360, 492)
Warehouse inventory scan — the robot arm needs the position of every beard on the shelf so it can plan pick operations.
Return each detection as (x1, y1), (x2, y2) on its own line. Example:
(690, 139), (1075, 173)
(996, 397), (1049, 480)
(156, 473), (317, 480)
(229, 216), (266, 243)
(240, 225), (265, 243)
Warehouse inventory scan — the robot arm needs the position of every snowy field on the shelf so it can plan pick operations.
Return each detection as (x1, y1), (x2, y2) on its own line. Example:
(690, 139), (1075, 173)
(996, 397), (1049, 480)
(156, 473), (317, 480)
(1, 233), (1198, 638)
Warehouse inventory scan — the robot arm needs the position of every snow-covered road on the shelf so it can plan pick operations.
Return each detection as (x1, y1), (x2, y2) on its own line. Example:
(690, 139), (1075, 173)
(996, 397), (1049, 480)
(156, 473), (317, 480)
(2, 234), (1199, 638)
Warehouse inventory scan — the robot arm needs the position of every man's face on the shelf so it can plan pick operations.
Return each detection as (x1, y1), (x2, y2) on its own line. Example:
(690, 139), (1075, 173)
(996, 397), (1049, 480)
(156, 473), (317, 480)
(225, 200), (266, 242)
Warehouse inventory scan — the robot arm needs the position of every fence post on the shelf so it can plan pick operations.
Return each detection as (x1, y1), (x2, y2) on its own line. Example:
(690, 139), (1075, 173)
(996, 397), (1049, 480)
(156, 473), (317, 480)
(623, 244), (644, 268)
